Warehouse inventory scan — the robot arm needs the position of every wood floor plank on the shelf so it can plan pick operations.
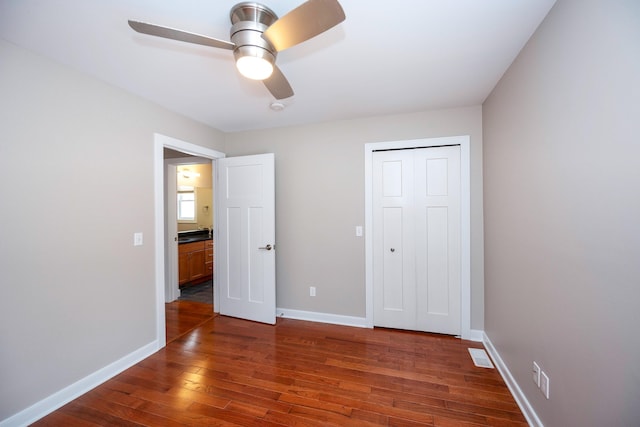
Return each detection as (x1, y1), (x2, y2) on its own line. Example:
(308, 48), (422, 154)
(285, 403), (382, 427)
(31, 410), (101, 427)
(186, 401), (284, 426)
(78, 395), (187, 427)
(135, 400), (237, 426)
(150, 386), (232, 410)
(34, 310), (526, 426)
(165, 300), (215, 343)
(53, 400), (144, 427)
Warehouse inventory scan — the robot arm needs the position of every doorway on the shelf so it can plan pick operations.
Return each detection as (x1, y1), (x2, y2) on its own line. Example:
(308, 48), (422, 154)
(364, 136), (473, 339)
(153, 134), (225, 349)
(169, 159), (214, 304)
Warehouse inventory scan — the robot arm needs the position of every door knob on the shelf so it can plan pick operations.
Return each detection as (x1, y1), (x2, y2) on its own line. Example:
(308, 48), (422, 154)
(259, 244), (273, 251)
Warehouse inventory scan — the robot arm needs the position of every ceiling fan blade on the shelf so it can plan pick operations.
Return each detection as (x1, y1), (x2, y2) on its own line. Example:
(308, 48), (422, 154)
(128, 20), (235, 50)
(262, 0), (345, 52)
(263, 66), (294, 99)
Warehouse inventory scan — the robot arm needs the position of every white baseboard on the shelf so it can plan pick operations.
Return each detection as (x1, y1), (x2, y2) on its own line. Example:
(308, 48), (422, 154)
(483, 332), (543, 427)
(465, 329), (485, 342)
(277, 309), (486, 343)
(277, 308), (368, 328)
(0, 340), (159, 427)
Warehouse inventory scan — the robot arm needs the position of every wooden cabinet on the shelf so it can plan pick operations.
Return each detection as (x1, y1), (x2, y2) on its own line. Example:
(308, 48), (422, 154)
(205, 239), (214, 277)
(178, 249), (190, 285)
(178, 240), (212, 286)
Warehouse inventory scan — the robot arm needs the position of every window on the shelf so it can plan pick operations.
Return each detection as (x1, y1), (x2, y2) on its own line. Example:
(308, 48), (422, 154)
(177, 191), (196, 222)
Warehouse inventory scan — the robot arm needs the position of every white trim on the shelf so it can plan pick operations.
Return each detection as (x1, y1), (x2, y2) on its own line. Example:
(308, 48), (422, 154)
(164, 162), (179, 303)
(278, 308), (368, 328)
(0, 341), (157, 427)
(153, 138), (166, 349)
(483, 332), (544, 427)
(466, 329), (485, 342)
(167, 155), (212, 165)
(154, 133), (225, 350)
(276, 308), (483, 341)
(364, 136), (473, 339)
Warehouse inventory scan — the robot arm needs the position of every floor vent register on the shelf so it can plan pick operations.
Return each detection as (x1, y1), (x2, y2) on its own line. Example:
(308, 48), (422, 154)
(468, 348), (495, 369)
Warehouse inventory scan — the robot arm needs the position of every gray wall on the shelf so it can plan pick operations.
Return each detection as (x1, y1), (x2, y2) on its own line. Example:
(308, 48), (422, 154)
(224, 106), (485, 327)
(0, 40), (225, 420)
(483, 1), (640, 425)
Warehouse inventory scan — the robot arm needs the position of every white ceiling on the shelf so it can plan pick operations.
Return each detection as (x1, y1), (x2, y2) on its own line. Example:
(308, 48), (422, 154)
(0, 0), (556, 132)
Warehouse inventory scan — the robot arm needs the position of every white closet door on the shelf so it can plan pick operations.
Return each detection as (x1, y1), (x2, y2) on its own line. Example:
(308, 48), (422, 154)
(414, 146), (461, 334)
(373, 146), (461, 335)
(372, 150), (416, 329)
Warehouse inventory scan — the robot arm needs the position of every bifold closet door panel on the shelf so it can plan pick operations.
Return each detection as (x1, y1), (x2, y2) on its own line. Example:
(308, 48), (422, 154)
(373, 146), (461, 335)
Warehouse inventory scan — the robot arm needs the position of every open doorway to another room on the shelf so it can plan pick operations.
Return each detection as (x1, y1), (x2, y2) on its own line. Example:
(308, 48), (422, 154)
(163, 147), (216, 342)
(176, 162), (214, 304)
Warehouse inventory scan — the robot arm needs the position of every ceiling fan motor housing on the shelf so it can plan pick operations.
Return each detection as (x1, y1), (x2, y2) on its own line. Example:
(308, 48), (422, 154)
(230, 2), (278, 69)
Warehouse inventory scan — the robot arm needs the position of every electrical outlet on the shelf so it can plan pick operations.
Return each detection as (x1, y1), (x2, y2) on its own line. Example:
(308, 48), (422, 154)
(309, 286), (316, 297)
(532, 362), (541, 387)
(540, 371), (550, 399)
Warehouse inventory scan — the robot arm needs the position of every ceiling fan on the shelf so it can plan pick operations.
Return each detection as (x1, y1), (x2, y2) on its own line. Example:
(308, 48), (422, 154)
(128, 0), (345, 100)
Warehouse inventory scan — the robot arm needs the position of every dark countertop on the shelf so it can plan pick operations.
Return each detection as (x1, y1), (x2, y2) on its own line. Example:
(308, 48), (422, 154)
(178, 230), (212, 244)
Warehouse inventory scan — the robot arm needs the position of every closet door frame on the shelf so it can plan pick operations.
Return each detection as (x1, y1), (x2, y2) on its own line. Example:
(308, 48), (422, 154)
(364, 135), (473, 340)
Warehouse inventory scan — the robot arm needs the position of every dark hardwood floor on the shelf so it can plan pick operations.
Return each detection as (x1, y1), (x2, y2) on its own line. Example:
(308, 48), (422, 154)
(34, 306), (526, 426)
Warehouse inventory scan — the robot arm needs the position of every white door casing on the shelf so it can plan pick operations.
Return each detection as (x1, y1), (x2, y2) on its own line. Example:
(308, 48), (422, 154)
(165, 163), (179, 303)
(373, 145), (461, 335)
(154, 134), (226, 349)
(217, 153), (276, 324)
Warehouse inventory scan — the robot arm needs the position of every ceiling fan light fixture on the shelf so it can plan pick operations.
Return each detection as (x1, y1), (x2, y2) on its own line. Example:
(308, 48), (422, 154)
(129, 0), (346, 99)
(231, 25), (277, 81)
(236, 55), (274, 80)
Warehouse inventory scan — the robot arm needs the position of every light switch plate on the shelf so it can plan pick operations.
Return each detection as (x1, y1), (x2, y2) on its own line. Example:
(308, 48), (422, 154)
(533, 362), (541, 387)
(355, 226), (363, 237)
(134, 232), (143, 246)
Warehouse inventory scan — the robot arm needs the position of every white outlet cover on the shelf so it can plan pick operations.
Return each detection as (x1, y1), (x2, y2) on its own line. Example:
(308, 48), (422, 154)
(540, 371), (550, 399)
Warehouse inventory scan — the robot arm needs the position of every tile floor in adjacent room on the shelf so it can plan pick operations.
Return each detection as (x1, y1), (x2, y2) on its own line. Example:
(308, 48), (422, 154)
(178, 280), (213, 305)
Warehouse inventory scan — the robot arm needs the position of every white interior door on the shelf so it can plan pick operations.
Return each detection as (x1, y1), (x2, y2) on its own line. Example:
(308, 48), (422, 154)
(217, 153), (276, 324)
(373, 146), (461, 335)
